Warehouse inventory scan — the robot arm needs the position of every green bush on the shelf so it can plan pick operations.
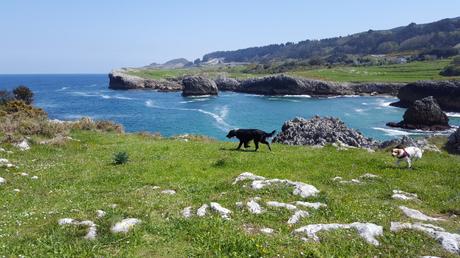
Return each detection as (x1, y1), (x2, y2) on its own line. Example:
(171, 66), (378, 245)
(113, 151), (129, 165)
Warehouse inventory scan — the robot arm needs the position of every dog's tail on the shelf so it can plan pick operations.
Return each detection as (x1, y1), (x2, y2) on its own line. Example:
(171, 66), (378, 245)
(265, 130), (276, 138)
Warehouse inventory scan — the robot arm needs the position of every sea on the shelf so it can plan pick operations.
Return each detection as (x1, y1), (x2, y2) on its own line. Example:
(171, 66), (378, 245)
(1, 74), (459, 141)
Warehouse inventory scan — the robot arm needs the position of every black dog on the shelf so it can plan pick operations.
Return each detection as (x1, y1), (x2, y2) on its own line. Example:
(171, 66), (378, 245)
(226, 129), (276, 151)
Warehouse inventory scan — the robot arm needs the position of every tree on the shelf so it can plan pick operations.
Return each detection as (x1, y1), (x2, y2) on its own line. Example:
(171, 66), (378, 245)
(13, 85), (34, 104)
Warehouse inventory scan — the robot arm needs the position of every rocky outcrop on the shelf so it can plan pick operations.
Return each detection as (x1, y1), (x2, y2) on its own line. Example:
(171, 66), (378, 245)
(446, 127), (460, 153)
(108, 70), (182, 91)
(273, 116), (378, 148)
(182, 76), (218, 96)
(215, 77), (241, 91)
(391, 80), (460, 112)
(109, 70), (404, 96)
(235, 75), (403, 96)
(386, 96), (450, 131)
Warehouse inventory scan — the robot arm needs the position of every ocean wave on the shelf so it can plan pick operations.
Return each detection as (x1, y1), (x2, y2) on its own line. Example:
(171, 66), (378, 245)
(281, 94), (311, 98)
(447, 112), (460, 118)
(354, 108), (366, 113)
(373, 126), (458, 137)
(69, 91), (134, 100)
(145, 100), (232, 131)
(56, 86), (69, 91)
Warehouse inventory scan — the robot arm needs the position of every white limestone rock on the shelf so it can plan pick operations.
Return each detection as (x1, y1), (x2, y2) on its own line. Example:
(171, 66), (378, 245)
(0, 177), (6, 185)
(294, 222), (383, 246)
(58, 218), (97, 240)
(260, 228), (274, 234)
(111, 218), (141, 233)
(197, 204), (209, 217)
(96, 210), (106, 218)
(233, 172), (265, 184)
(161, 189), (176, 195)
(391, 222), (460, 254)
(210, 202), (232, 220)
(15, 140), (30, 151)
(392, 190), (418, 201)
(247, 200), (263, 214)
(287, 210), (310, 225)
(266, 201), (297, 211)
(399, 206), (445, 222)
(182, 206), (193, 218)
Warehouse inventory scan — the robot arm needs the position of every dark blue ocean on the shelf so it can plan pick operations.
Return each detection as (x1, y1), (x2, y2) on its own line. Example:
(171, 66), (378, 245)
(1, 74), (459, 141)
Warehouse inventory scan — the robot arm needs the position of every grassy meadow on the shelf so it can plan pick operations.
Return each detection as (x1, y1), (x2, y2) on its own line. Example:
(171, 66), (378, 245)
(1, 131), (459, 257)
(127, 59), (460, 83)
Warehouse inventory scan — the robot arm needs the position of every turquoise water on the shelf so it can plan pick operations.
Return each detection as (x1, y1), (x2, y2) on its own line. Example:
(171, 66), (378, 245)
(1, 74), (459, 141)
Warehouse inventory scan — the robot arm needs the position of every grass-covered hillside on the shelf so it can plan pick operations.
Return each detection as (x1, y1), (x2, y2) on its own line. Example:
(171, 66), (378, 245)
(127, 59), (460, 83)
(1, 131), (459, 257)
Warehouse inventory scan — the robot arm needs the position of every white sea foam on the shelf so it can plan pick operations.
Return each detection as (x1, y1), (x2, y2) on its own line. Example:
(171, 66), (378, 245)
(145, 100), (233, 131)
(56, 86), (69, 91)
(373, 127), (417, 136)
(281, 95), (312, 98)
(447, 112), (460, 118)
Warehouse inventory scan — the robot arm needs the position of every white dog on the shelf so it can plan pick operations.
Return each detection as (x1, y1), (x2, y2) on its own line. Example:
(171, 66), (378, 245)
(391, 146), (423, 168)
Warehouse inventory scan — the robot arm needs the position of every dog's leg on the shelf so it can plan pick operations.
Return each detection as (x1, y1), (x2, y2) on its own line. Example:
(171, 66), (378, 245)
(406, 157), (412, 169)
(236, 141), (243, 150)
(261, 139), (271, 151)
(244, 141), (251, 148)
(395, 159), (400, 167)
(254, 140), (259, 151)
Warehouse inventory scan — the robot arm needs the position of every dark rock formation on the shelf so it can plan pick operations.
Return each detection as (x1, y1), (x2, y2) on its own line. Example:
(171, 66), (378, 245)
(272, 116), (377, 148)
(391, 80), (460, 112)
(108, 70), (182, 91)
(109, 71), (403, 96)
(235, 74), (403, 96)
(386, 96), (450, 131)
(181, 76), (218, 96)
(215, 77), (241, 91)
(446, 128), (460, 153)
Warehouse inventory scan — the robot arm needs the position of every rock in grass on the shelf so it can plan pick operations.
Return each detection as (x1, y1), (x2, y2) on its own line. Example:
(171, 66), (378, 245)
(182, 206), (193, 218)
(233, 172), (266, 184)
(260, 228), (274, 234)
(294, 222), (383, 246)
(96, 210), (106, 218)
(0, 177), (6, 185)
(399, 206), (445, 221)
(58, 218), (97, 240)
(266, 201), (297, 211)
(161, 189), (176, 195)
(392, 190), (418, 201)
(197, 204), (209, 217)
(15, 140), (30, 151)
(111, 218), (141, 233)
(287, 210), (310, 225)
(246, 200), (263, 214)
(31, 176), (38, 180)
(210, 202), (232, 220)
(391, 222), (460, 254)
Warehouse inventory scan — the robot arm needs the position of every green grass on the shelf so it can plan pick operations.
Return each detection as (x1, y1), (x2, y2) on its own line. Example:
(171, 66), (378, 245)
(289, 59), (460, 83)
(127, 59), (460, 83)
(1, 131), (459, 257)
(127, 66), (269, 80)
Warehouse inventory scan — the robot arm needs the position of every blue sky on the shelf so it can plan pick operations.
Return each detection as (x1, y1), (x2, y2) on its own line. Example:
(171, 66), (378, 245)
(1, 0), (459, 74)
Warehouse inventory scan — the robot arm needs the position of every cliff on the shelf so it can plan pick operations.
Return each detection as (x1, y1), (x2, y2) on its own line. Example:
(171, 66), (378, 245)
(390, 80), (460, 112)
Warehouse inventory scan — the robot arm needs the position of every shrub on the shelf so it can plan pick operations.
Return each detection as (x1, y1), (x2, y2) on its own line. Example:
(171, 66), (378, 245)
(72, 117), (124, 133)
(13, 85), (34, 104)
(0, 90), (14, 105)
(113, 151), (129, 165)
